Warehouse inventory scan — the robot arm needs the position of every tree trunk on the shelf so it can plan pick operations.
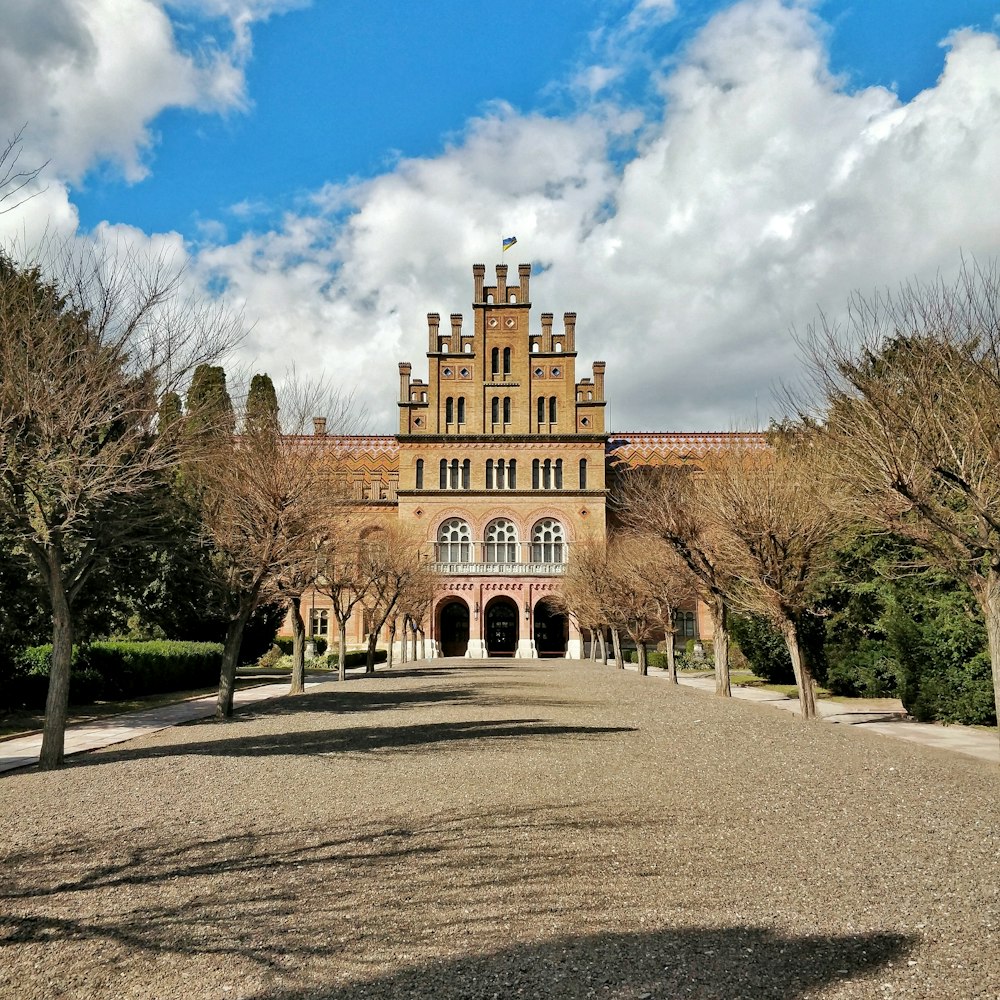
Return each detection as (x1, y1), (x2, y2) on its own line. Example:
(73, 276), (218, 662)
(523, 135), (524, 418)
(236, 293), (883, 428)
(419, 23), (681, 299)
(400, 618), (409, 663)
(289, 594), (306, 695)
(709, 595), (731, 697)
(366, 631), (378, 673)
(780, 617), (817, 720)
(971, 569), (1000, 748)
(637, 640), (648, 676)
(217, 600), (256, 719)
(590, 630), (598, 661)
(387, 618), (397, 669)
(611, 628), (624, 670)
(38, 559), (74, 771)
(665, 636), (678, 683)
(338, 619), (347, 682)
(599, 629), (608, 664)
(419, 629), (426, 660)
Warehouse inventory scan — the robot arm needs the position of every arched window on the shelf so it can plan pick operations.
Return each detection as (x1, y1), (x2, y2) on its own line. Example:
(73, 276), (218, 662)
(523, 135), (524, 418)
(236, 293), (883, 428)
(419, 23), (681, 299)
(310, 608), (329, 637)
(579, 458), (587, 489)
(449, 458), (460, 490)
(491, 347), (499, 375)
(457, 397), (466, 424)
(542, 458), (552, 490)
(532, 459), (540, 490)
(508, 458), (517, 489)
(416, 458), (424, 490)
(464, 343), (472, 353)
(496, 459), (505, 490)
(503, 397), (511, 423)
(554, 458), (563, 489)
(421, 391), (428, 402)
(532, 343), (539, 353)
(445, 397), (454, 423)
(537, 396), (545, 426)
(555, 342), (563, 353)
(438, 518), (471, 563)
(510, 293), (517, 303)
(486, 458), (494, 490)
(532, 519), (565, 563)
(462, 459), (471, 490)
(503, 347), (511, 375)
(491, 396), (500, 424)
(485, 518), (518, 563)
(549, 396), (557, 424)
(439, 459), (447, 490)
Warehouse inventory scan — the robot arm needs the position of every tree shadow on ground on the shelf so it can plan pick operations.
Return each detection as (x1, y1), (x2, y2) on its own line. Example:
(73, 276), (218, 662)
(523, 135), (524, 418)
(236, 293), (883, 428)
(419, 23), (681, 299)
(67, 718), (637, 767)
(242, 925), (913, 1000)
(254, 686), (481, 718)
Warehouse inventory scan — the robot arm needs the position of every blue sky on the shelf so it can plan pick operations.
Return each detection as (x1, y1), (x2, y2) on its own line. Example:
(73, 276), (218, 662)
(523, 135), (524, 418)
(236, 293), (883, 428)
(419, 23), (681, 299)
(2, 0), (1000, 431)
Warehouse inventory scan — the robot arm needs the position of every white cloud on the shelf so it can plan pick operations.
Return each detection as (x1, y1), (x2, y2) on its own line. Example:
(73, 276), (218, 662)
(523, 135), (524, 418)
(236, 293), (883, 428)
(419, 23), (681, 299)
(181, 0), (1000, 434)
(4, 0), (1000, 437)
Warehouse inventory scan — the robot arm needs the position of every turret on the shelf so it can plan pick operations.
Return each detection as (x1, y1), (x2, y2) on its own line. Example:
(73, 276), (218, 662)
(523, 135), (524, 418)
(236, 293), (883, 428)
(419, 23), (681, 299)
(563, 313), (577, 352)
(427, 313), (440, 353)
(496, 264), (508, 302)
(473, 263), (486, 303)
(399, 362), (411, 403)
(593, 361), (606, 400)
(518, 263), (531, 303)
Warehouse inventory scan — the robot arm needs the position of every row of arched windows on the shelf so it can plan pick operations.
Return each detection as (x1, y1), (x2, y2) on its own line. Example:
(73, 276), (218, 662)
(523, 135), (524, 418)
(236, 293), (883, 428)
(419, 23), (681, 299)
(444, 396), (466, 424)
(437, 518), (566, 564)
(490, 347), (512, 377)
(537, 396), (558, 425)
(414, 458), (588, 490)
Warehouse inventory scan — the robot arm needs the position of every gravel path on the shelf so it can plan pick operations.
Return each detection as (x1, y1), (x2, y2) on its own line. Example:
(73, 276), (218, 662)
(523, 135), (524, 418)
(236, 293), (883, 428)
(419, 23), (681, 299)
(1, 659), (997, 1000)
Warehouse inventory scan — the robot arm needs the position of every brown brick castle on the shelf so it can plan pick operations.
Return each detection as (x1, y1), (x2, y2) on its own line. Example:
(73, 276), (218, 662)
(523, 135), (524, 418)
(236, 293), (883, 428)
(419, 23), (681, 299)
(299, 263), (748, 658)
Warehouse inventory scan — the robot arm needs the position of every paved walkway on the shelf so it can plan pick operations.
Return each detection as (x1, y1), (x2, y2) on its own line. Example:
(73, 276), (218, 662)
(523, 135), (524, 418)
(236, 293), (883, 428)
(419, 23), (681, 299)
(2, 663), (996, 772)
(0, 676), (325, 773)
(668, 670), (999, 764)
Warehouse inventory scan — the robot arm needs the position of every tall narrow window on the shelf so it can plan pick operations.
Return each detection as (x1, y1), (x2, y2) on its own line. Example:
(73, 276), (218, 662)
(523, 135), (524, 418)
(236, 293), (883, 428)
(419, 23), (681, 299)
(449, 458), (460, 490)
(439, 459), (447, 490)
(542, 459), (552, 490)
(503, 347), (511, 375)
(532, 459), (540, 490)
(462, 459), (471, 490)
(491, 396), (500, 424)
(491, 347), (499, 375)
(486, 458), (494, 490)
(445, 397), (454, 423)
(554, 459), (563, 489)
(416, 459), (424, 490)
(579, 458), (587, 489)
(457, 396), (466, 424)
(503, 397), (511, 424)
(509, 459), (517, 489)
(549, 396), (557, 423)
(537, 396), (545, 426)
(496, 459), (505, 490)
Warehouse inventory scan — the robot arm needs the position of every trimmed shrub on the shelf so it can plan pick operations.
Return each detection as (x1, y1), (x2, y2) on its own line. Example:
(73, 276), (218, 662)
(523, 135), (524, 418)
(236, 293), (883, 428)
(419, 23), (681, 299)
(3, 641), (224, 711)
(274, 635), (328, 656)
(647, 651), (668, 669)
(323, 649), (388, 669)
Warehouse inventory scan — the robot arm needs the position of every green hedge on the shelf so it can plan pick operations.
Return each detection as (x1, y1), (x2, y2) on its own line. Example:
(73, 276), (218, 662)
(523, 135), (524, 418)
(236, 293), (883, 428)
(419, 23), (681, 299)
(274, 635), (328, 656)
(4, 641), (224, 711)
(322, 649), (387, 669)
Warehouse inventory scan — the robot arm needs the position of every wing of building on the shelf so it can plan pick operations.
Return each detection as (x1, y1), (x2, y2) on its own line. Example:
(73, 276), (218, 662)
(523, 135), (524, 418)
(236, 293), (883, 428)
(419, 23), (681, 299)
(294, 263), (763, 659)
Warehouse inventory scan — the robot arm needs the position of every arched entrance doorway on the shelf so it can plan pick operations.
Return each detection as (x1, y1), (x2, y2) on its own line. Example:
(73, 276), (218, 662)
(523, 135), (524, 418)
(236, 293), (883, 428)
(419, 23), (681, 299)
(533, 600), (568, 656)
(438, 599), (470, 657)
(485, 596), (518, 657)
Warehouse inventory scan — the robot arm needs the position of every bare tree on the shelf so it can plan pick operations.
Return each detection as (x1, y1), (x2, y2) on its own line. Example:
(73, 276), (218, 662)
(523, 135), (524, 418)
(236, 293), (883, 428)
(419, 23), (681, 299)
(619, 464), (736, 696)
(0, 127), (46, 214)
(0, 239), (242, 767)
(560, 535), (622, 668)
(700, 439), (841, 719)
(193, 393), (347, 717)
(315, 516), (375, 682)
(604, 534), (662, 675)
(799, 260), (1000, 731)
(359, 523), (432, 672)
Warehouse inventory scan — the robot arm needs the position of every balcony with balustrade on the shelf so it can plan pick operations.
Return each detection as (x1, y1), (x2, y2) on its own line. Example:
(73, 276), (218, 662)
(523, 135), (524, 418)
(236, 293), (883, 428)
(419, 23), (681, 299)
(431, 540), (568, 576)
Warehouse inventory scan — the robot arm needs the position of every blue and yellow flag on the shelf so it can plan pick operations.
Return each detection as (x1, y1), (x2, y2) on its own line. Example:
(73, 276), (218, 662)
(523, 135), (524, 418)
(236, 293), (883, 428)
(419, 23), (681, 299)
(502, 236), (517, 252)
